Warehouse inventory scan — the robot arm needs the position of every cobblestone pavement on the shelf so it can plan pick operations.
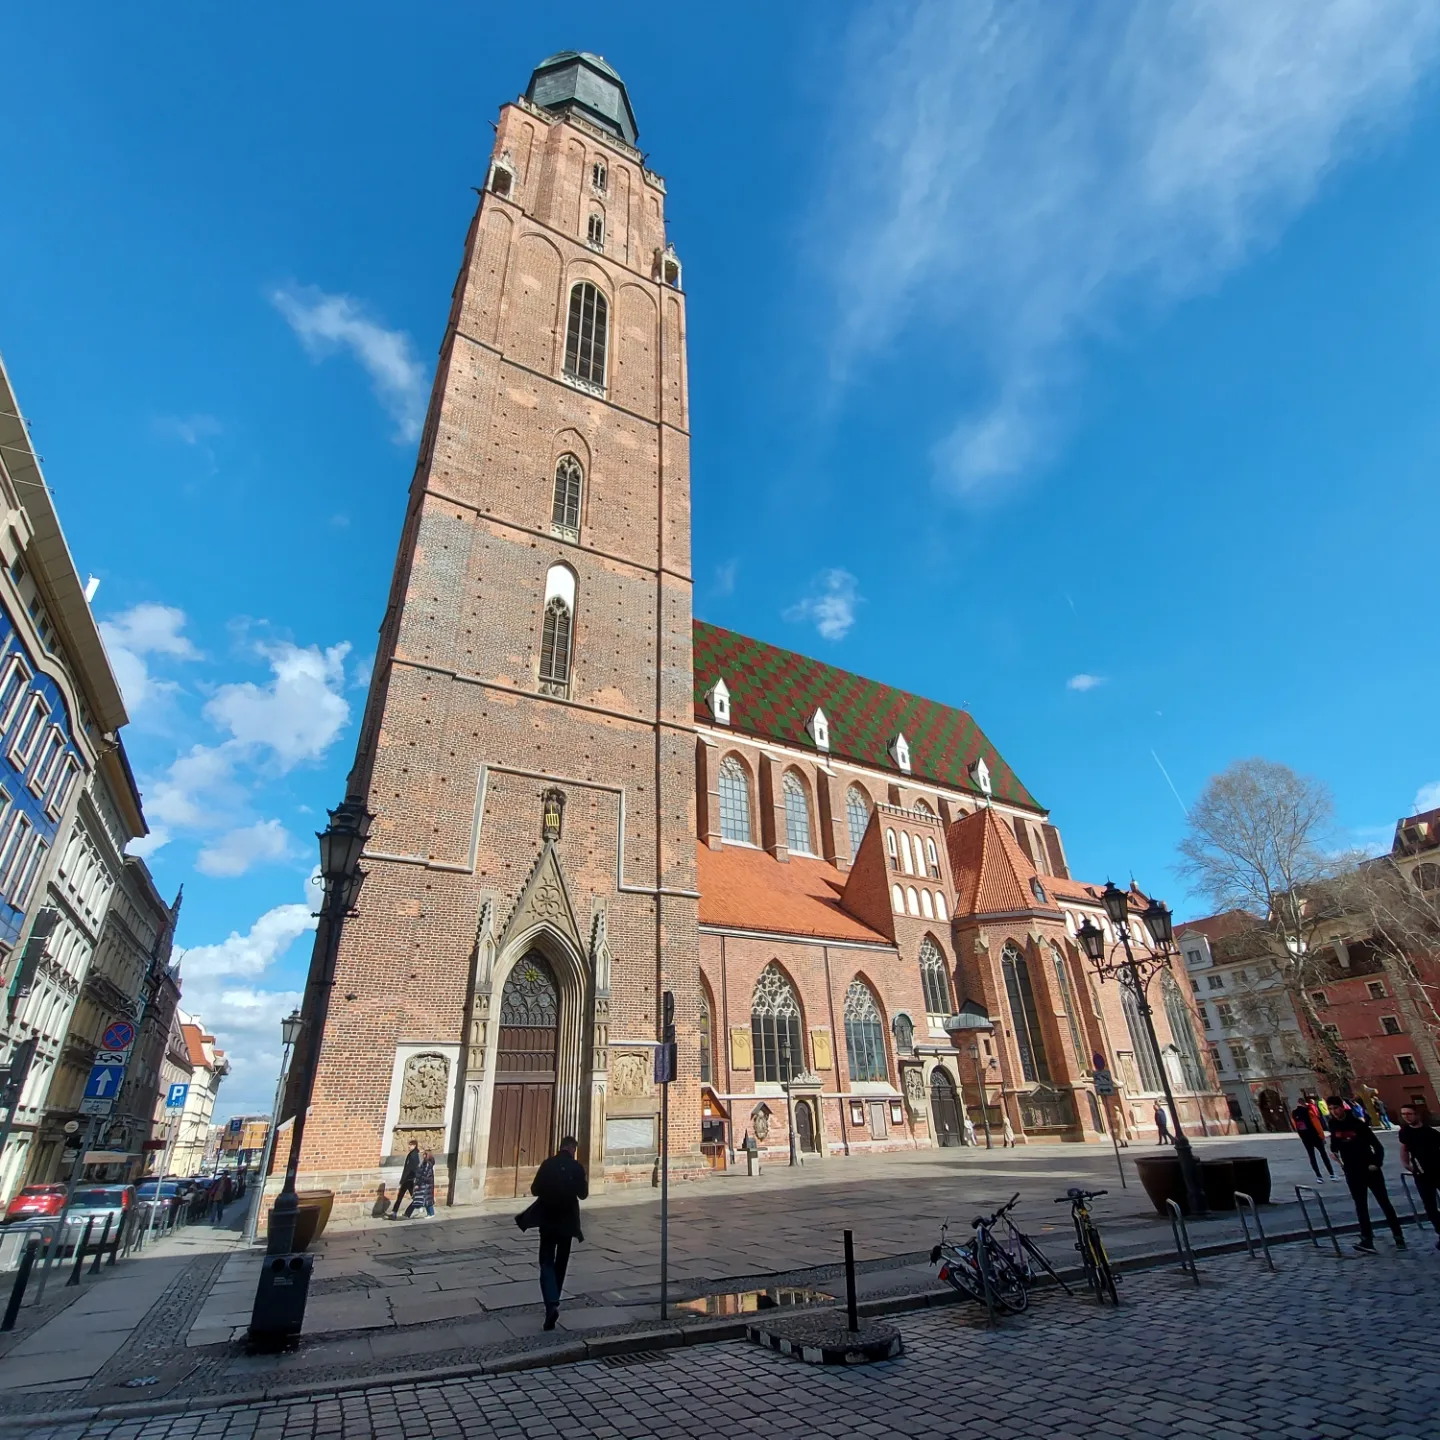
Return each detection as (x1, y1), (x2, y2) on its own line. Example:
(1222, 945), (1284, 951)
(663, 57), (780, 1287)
(20, 1239), (1439, 1439)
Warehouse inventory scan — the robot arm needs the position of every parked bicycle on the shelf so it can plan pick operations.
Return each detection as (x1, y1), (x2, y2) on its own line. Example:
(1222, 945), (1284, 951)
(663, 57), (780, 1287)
(931, 1194), (1043, 1319)
(1055, 1186), (1119, 1305)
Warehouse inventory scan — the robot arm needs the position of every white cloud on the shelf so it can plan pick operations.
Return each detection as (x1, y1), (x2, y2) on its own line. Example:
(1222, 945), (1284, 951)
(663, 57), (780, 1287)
(1067, 673), (1106, 692)
(181, 901), (316, 981)
(204, 641), (351, 770)
(271, 284), (427, 442)
(100, 603), (199, 716)
(784, 569), (862, 641)
(127, 825), (171, 860)
(821, 0), (1440, 497)
(713, 559), (738, 598)
(153, 414), (222, 447)
(196, 819), (295, 878)
(145, 742), (241, 833)
(1413, 782), (1440, 814)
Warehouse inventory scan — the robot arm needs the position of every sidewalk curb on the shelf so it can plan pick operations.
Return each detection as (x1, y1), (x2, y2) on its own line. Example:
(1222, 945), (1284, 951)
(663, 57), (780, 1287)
(0, 1216), (1382, 1432)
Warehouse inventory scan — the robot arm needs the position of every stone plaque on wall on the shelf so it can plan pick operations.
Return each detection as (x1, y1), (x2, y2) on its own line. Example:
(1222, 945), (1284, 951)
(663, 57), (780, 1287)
(810, 1028), (833, 1072)
(606, 1116), (656, 1156)
(610, 1052), (653, 1099)
(729, 1026), (753, 1070)
(390, 1051), (449, 1158)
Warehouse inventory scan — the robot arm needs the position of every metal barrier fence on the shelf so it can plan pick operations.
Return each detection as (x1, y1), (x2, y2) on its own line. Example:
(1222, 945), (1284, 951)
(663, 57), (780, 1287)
(1293, 1184), (1343, 1257)
(1234, 1191), (1276, 1272)
(1164, 1199), (1201, 1285)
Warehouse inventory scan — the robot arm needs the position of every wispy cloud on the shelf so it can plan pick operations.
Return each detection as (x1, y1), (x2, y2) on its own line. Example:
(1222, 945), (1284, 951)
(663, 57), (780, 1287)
(784, 569), (862, 641)
(196, 819), (295, 878)
(205, 640), (352, 770)
(271, 284), (426, 442)
(100, 603), (200, 718)
(1066, 673), (1106, 692)
(1413, 781), (1440, 813)
(713, 559), (738, 598)
(820, 0), (1440, 498)
(154, 414), (222, 447)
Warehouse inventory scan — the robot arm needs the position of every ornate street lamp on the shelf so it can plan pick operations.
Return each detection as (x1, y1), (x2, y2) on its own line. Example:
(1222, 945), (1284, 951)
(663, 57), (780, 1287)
(944, 1002), (995, 1149)
(244, 1008), (305, 1246)
(258, 797), (372, 1266)
(780, 1034), (798, 1167)
(1076, 882), (1206, 1215)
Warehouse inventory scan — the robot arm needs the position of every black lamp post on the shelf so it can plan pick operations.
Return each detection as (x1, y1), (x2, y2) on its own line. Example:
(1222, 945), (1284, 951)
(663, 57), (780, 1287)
(1076, 883), (1206, 1216)
(244, 1008), (305, 1246)
(262, 798), (372, 1258)
(780, 1035), (798, 1167)
(943, 1002), (995, 1150)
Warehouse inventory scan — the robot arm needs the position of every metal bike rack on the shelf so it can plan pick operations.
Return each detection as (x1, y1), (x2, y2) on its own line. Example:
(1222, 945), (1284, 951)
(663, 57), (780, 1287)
(1164, 1199), (1200, 1285)
(1234, 1192), (1276, 1272)
(1294, 1184), (1343, 1257)
(1398, 1174), (1425, 1232)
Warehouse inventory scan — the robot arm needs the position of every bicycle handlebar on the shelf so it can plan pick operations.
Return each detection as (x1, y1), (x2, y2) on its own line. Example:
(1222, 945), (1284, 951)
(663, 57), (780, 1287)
(1054, 1187), (1109, 1203)
(972, 1192), (1023, 1229)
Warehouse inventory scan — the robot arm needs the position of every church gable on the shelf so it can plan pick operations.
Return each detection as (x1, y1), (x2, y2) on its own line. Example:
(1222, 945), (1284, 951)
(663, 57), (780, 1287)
(499, 842), (584, 956)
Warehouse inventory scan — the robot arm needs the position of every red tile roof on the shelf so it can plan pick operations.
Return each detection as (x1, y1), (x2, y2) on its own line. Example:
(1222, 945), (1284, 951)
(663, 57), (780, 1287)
(1174, 910), (1262, 942)
(697, 845), (891, 945)
(693, 621), (1041, 811)
(180, 1023), (211, 1070)
(947, 807), (1107, 918)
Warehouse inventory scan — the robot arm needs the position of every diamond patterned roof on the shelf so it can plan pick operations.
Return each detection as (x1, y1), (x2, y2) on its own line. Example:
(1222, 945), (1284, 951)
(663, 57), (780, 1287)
(693, 621), (1041, 811)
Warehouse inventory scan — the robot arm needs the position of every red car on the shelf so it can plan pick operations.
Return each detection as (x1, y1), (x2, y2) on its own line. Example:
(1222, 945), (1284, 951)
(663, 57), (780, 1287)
(4, 1184), (66, 1223)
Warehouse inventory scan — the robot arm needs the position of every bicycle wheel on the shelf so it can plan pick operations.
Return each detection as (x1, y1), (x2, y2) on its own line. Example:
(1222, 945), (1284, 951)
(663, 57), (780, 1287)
(941, 1246), (987, 1304)
(1074, 1218), (1102, 1301)
(985, 1239), (1029, 1313)
(1086, 1224), (1119, 1306)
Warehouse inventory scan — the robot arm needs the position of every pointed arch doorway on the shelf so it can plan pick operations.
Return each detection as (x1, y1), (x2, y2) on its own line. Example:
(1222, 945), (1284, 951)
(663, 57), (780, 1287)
(930, 1067), (962, 1147)
(485, 951), (560, 1198)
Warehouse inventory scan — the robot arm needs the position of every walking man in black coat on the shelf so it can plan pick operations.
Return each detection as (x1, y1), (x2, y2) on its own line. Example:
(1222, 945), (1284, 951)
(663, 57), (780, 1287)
(518, 1137), (588, 1329)
(388, 1139), (420, 1219)
(1330, 1106), (1405, 1253)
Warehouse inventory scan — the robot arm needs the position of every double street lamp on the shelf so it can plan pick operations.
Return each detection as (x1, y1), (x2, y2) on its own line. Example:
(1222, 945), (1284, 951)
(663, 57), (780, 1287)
(244, 1008), (303, 1245)
(262, 798), (372, 1258)
(1075, 882), (1207, 1216)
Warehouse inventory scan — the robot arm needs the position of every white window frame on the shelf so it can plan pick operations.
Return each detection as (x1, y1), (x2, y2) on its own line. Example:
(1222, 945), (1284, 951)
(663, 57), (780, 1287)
(891, 884), (904, 914)
(8, 694), (47, 769)
(0, 654), (31, 732)
(29, 725), (64, 797)
(46, 754), (80, 819)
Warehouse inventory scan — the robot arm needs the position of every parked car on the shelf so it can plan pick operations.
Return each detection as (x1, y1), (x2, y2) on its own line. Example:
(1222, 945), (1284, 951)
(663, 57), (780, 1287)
(134, 1179), (184, 1224)
(68, 1184), (134, 1237)
(3, 1184), (66, 1224)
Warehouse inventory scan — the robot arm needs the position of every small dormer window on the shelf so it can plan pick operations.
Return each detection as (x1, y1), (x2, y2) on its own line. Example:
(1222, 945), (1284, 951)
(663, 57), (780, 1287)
(969, 755), (992, 798)
(490, 158), (514, 198)
(587, 213), (605, 249)
(706, 679), (730, 725)
(662, 245), (681, 288)
(806, 708), (829, 752)
(1030, 877), (1048, 905)
(890, 733), (911, 774)
(591, 160), (608, 194)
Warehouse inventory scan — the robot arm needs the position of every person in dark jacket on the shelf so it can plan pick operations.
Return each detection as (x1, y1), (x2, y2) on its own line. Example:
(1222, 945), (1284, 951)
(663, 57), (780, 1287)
(1292, 1099), (1334, 1179)
(1153, 1103), (1171, 1146)
(517, 1137), (588, 1329)
(1329, 1105), (1405, 1252)
(404, 1150), (436, 1218)
(388, 1140), (420, 1219)
(1398, 1104), (1440, 1248)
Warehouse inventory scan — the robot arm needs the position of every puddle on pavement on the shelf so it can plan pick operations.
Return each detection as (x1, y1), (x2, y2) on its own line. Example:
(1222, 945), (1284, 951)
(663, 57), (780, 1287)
(674, 1286), (833, 1317)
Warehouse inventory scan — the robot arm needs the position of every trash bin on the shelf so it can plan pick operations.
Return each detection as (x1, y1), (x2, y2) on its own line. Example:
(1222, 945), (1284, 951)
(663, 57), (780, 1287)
(248, 1253), (314, 1345)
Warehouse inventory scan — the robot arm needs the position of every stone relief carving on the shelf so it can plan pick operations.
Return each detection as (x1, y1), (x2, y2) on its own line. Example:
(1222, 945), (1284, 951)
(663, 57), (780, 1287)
(391, 1051), (450, 1157)
(750, 1102), (771, 1141)
(610, 1052), (652, 1099)
(903, 1066), (928, 1107)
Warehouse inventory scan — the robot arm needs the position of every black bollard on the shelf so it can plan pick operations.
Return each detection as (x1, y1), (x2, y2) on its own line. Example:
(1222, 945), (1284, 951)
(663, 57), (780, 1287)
(90, 1214), (112, 1275)
(2, 1240), (39, 1331)
(844, 1228), (858, 1333)
(66, 1217), (95, 1287)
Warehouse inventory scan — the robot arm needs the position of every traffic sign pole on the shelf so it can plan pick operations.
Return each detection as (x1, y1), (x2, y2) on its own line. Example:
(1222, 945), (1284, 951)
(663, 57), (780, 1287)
(1092, 1065), (1126, 1188)
(34, 1115), (98, 1304)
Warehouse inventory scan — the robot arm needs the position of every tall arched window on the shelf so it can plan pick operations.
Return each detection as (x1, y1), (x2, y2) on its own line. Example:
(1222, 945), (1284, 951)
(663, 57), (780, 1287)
(538, 565), (576, 697)
(935, 893), (948, 921)
(586, 212), (605, 247)
(844, 980), (887, 1082)
(1001, 943), (1051, 1084)
(1162, 972), (1207, 1091)
(919, 937), (951, 1019)
(846, 786), (870, 857)
(886, 829), (899, 869)
(699, 989), (713, 1084)
(891, 884), (904, 913)
(1050, 944), (1086, 1070)
(1121, 979), (1163, 1092)
(782, 772), (812, 854)
(718, 756), (752, 844)
(551, 454), (583, 536)
(900, 832), (915, 874)
(925, 837), (940, 877)
(564, 281), (608, 389)
(906, 886), (920, 916)
(751, 964), (803, 1083)
(920, 889), (934, 919)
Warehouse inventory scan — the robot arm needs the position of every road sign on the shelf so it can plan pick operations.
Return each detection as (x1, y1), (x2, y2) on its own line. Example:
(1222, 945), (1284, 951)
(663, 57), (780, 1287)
(62, 1119), (80, 1135)
(84, 1063), (125, 1100)
(102, 1020), (136, 1052)
(94, 1050), (127, 1067)
(166, 1083), (189, 1108)
(653, 1042), (677, 1085)
(79, 1096), (115, 1116)
(1093, 1068), (1116, 1096)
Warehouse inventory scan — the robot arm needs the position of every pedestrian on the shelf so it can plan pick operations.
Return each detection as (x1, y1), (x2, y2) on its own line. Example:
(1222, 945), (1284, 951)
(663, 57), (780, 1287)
(962, 1113), (977, 1147)
(1291, 1099), (1335, 1180)
(404, 1150), (436, 1218)
(209, 1174), (230, 1223)
(1001, 1113), (1016, 1148)
(1397, 1103), (1440, 1249)
(1329, 1103), (1406, 1253)
(1154, 1103), (1172, 1146)
(1376, 1098), (1392, 1130)
(516, 1136), (588, 1330)
(389, 1139), (420, 1219)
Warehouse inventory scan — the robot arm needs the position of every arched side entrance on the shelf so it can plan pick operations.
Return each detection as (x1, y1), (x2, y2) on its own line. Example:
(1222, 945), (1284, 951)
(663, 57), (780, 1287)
(795, 1098), (819, 1153)
(930, 1067), (962, 1147)
(485, 951), (560, 1197)
(1257, 1089), (1287, 1132)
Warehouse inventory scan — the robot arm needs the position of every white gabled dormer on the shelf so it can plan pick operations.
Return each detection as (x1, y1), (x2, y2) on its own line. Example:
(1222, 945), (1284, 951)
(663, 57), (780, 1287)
(806, 707), (830, 752)
(889, 732), (911, 774)
(969, 755), (992, 799)
(706, 678), (731, 725)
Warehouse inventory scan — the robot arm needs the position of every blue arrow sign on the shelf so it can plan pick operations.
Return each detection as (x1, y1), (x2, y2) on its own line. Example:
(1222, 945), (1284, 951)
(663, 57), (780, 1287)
(85, 1063), (125, 1099)
(166, 1082), (189, 1108)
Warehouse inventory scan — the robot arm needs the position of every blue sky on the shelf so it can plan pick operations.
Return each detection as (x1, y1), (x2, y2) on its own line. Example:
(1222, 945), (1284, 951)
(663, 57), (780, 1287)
(4, 2), (1440, 1115)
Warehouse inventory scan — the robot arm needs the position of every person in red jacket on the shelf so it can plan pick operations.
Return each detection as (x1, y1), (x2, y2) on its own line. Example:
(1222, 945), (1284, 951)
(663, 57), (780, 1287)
(1330, 1106), (1405, 1253)
(1291, 1098), (1334, 1180)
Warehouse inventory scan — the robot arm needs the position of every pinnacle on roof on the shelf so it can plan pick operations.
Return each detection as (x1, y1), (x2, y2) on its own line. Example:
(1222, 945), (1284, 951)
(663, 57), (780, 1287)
(527, 51), (639, 147)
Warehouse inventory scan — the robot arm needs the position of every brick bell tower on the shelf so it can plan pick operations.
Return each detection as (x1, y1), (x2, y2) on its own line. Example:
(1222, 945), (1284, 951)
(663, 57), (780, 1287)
(294, 52), (699, 1207)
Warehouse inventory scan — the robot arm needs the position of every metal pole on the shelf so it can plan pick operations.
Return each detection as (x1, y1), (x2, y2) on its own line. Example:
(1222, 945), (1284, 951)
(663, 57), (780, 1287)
(659, 1075), (669, 1321)
(1, 1238), (39, 1331)
(972, 1048), (993, 1149)
(36, 1115), (97, 1302)
(246, 1043), (293, 1245)
(89, 1214), (112, 1275)
(66, 1217), (95, 1287)
(1123, 941), (1205, 1216)
(843, 1229), (858, 1332)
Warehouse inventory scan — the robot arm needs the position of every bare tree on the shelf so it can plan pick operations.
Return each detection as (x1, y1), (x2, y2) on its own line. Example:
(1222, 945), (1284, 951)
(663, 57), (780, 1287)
(1177, 758), (1359, 1085)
